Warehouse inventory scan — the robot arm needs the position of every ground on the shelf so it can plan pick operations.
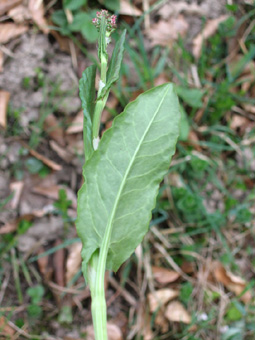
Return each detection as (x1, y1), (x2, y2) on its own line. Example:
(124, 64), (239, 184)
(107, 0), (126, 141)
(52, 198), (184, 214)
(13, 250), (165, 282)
(0, 0), (255, 339)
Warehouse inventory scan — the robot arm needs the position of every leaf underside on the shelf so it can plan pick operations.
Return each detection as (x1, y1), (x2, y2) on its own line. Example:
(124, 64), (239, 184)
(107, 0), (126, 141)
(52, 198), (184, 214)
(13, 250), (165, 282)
(79, 64), (97, 161)
(76, 83), (180, 272)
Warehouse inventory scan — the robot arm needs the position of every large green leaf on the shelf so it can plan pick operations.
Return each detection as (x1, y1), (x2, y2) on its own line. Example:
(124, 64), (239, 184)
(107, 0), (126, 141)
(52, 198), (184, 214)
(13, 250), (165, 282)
(99, 30), (126, 99)
(79, 65), (97, 161)
(76, 83), (180, 272)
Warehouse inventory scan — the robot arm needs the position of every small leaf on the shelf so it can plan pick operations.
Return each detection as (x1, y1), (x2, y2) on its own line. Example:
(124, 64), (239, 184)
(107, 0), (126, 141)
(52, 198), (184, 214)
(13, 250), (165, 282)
(27, 285), (45, 304)
(175, 86), (204, 108)
(51, 9), (68, 27)
(63, 0), (86, 11)
(225, 303), (243, 322)
(79, 65), (97, 161)
(165, 301), (191, 324)
(100, 0), (120, 11)
(221, 321), (245, 340)
(81, 19), (98, 43)
(148, 288), (179, 312)
(69, 12), (98, 42)
(58, 305), (73, 324)
(25, 157), (44, 174)
(99, 30), (126, 99)
(76, 83), (180, 273)
(68, 12), (88, 31)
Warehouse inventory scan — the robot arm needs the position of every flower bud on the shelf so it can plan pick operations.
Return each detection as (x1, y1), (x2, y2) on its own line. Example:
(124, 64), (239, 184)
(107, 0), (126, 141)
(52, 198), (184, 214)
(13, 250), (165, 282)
(92, 9), (117, 35)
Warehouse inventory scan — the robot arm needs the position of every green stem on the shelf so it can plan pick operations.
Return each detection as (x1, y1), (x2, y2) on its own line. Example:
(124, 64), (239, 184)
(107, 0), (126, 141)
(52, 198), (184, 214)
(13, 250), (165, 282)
(88, 251), (108, 340)
(90, 220), (113, 340)
(92, 43), (109, 144)
(88, 18), (110, 340)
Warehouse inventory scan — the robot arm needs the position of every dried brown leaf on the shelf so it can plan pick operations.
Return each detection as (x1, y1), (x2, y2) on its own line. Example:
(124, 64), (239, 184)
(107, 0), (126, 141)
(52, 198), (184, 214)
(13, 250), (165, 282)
(152, 266), (180, 285)
(0, 91), (10, 128)
(53, 239), (65, 287)
(0, 213), (39, 234)
(50, 30), (72, 54)
(148, 288), (179, 312)
(193, 15), (229, 59)
(0, 23), (28, 44)
(23, 143), (62, 171)
(49, 140), (73, 163)
(181, 261), (195, 274)
(8, 4), (31, 23)
(65, 241), (82, 283)
(212, 261), (252, 303)
(0, 0), (21, 16)
(0, 220), (18, 234)
(32, 184), (77, 208)
(158, 1), (205, 20)
(0, 316), (15, 336)
(10, 181), (24, 209)
(188, 130), (202, 151)
(44, 114), (65, 146)
(85, 323), (123, 340)
(28, 0), (49, 34)
(37, 246), (52, 281)
(230, 115), (250, 135)
(154, 74), (169, 87)
(242, 103), (255, 114)
(165, 301), (191, 324)
(0, 50), (4, 72)
(66, 110), (83, 134)
(154, 310), (169, 333)
(147, 15), (188, 47)
(119, 0), (142, 16)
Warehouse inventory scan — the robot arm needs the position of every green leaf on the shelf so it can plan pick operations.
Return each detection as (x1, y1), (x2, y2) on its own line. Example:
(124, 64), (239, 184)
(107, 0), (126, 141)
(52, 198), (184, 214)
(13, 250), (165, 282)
(69, 12), (98, 42)
(69, 12), (88, 31)
(25, 157), (44, 174)
(63, 0), (86, 10)
(221, 321), (245, 340)
(225, 304), (243, 322)
(27, 285), (45, 304)
(101, 0), (120, 11)
(79, 65), (97, 161)
(99, 30), (126, 99)
(175, 86), (204, 108)
(81, 19), (98, 43)
(58, 305), (73, 324)
(51, 10), (68, 27)
(76, 83), (180, 273)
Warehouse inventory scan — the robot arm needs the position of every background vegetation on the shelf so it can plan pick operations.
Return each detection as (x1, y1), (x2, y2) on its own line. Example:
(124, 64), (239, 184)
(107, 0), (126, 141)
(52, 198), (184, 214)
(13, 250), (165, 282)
(0, 0), (255, 339)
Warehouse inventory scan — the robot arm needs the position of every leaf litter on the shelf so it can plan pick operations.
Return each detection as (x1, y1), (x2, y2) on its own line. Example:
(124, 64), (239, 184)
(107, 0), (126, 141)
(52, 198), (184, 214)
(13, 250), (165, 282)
(1, 0), (255, 339)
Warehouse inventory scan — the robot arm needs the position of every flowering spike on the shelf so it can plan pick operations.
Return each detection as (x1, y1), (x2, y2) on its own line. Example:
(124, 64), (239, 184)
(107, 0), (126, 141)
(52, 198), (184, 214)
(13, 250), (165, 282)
(92, 9), (117, 35)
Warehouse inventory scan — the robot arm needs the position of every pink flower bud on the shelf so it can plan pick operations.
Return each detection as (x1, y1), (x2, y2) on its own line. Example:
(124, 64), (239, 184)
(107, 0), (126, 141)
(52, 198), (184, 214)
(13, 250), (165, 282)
(92, 10), (117, 34)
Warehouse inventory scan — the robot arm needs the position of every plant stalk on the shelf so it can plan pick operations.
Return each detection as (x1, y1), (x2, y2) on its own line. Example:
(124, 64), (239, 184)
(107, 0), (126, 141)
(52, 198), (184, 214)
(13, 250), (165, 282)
(87, 11), (118, 339)
(92, 23), (108, 145)
(88, 251), (108, 340)
(89, 15), (111, 340)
